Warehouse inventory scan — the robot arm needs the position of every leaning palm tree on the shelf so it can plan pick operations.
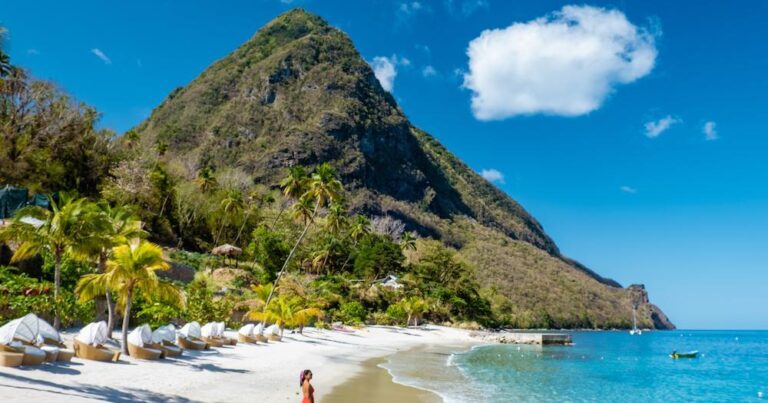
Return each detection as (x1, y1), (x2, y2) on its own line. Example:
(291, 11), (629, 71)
(0, 193), (105, 328)
(272, 165), (309, 227)
(325, 203), (348, 235)
(95, 202), (147, 334)
(76, 240), (184, 355)
(339, 214), (371, 272)
(264, 163), (343, 308)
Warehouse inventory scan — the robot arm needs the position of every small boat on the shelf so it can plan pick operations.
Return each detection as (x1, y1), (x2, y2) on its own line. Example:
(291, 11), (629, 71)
(670, 350), (698, 359)
(629, 306), (642, 335)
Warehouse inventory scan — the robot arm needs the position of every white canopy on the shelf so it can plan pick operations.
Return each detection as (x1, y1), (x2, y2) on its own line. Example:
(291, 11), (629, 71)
(253, 323), (264, 335)
(76, 321), (109, 346)
(128, 324), (152, 347)
(152, 325), (177, 343)
(265, 324), (280, 336)
(0, 313), (40, 345)
(201, 322), (218, 337)
(238, 324), (255, 336)
(37, 317), (60, 343)
(179, 322), (202, 338)
(216, 322), (226, 336)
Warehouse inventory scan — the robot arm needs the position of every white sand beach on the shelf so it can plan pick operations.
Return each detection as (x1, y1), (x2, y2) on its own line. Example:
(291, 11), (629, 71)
(0, 325), (476, 402)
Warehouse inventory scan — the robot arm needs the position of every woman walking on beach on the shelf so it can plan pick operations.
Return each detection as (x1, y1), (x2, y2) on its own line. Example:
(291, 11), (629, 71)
(300, 369), (314, 403)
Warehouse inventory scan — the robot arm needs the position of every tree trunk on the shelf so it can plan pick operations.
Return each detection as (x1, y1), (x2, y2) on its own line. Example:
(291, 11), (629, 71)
(53, 251), (62, 329)
(121, 288), (133, 355)
(233, 209), (252, 245)
(95, 250), (109, 323)
(264, 199), (319, 309)
(406, 314), (412, 327)
(106, 289), (116, 338)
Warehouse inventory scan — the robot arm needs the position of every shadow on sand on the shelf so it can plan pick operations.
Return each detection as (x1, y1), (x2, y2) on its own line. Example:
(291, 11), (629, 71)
(0, 371), (198, 402)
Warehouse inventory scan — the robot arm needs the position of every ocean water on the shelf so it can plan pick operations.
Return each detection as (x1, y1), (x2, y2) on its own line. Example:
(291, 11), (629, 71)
(384, 331), (768, 402)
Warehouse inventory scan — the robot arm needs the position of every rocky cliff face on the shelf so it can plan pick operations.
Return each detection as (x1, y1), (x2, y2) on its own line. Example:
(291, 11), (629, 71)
(131, 9), (674, 329)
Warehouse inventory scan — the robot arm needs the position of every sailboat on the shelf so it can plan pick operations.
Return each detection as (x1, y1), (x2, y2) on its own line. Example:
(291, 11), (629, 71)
(629, 305), (642, 335)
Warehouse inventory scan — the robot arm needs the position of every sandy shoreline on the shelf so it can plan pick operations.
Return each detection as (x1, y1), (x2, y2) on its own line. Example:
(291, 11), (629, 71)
(0, 325), (477, 402)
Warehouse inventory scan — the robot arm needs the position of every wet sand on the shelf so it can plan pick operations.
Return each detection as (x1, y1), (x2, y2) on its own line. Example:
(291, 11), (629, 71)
(323, 356), (441, 402)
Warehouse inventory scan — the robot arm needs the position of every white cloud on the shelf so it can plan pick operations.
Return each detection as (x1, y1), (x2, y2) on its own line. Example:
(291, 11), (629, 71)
(480, 168), (505, 184)
(644, 115), (680, 138)
(620, 186), (637, 194)
(422, 65), (437, 77)
(90, 48), (112, 64)
(445, 0), (489, 17)
(463, 5), (658, 120)
(398, 1), (426, 23)
(703, 121), (718, 141)
(371, 56), (397, 92)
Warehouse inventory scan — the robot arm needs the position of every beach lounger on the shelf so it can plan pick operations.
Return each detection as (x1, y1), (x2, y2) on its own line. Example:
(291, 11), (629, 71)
(177, 336), (209, 350)
(127, 343), (163, 360)
(127, 325), (163, 360)
(148, 324), (183, 357)
(0, 350), (24, 367)
(238, 333), (259, 344)
(73, 339), (121, 362)
(201, 336), (225, 347)
(40, 345), (59, 362)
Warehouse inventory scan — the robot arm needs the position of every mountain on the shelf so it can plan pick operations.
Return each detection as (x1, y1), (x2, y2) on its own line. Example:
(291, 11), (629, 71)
(130, 9), (673, 329)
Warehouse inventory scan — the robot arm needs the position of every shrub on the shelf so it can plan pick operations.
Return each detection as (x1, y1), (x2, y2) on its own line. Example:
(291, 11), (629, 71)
(385, 303), (407, 326)
(336, 301), (367, 325)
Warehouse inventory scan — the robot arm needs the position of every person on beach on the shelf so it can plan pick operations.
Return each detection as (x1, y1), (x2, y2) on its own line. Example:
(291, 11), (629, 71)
(300, 369), (314, 403)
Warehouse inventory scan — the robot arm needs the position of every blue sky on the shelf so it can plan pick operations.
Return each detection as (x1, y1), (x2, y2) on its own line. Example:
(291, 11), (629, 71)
(3, 0), (767, 329)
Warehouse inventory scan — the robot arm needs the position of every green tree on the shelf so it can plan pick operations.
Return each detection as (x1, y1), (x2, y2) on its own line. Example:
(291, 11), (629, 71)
(95, 203), (147, 334)
(401, 296), (428, 327)
(272, 165), (309, 227)
(249, 296), (322, 336)
(264, 163), (342, 307)
(76, 240), (184, 355)
(194, 166), (218, 193)
(0, 193), (105, 328)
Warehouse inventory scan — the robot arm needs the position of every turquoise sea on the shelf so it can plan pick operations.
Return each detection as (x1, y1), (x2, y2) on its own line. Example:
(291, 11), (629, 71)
(383, 331), (768, 402)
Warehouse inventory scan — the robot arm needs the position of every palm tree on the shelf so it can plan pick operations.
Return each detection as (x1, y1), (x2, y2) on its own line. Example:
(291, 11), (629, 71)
(194, 166), (218, 193)
(0, 193), (104, 328)
(250, 296), (322, 336)
(400, 231), (417, 252)
(340, 214), (371, 272)
(272, 166), (309, 227)
(0, 27), (11, 79)
(76, 240), (184, 355)
(95, 203), (147, 334)
(215, 189), (244, 246)
(401, 296), (428, 327)
(325, 203), (348, 235)
(264, 163), (343, 308)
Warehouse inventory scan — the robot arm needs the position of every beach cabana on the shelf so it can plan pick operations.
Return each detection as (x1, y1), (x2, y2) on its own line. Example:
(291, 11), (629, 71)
(127, 325), (163, 360)
(178, 321), (209, 350)
(201, 322), (225, 347)
(150, 325), (183, 357)
(265, 324), (282, 342)
(253, 323), (268, 343)
(74, 321), (121, 362)
(218, 322), (237, 346)
(237, 324), (258, 344)
(0, 314), (47, 366)
(37, 318), (75, 361)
